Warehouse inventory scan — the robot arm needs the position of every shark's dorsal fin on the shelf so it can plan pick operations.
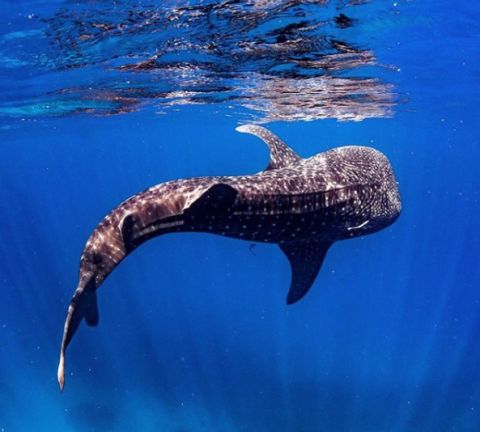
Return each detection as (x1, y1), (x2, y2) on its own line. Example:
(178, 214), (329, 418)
(187, 183), (238, 214)
(279, 239), (333, 304)
(236, 124), (301, 170)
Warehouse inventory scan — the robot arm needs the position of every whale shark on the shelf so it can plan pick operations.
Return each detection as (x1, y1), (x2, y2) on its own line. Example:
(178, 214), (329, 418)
(57, 125), (401, 390)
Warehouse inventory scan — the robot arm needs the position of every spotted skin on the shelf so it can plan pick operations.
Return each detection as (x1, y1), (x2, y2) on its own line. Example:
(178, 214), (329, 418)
(57, 125), (401, 390)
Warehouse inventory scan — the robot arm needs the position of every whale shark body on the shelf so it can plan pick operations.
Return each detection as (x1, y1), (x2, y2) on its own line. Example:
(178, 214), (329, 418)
(57, 125), (401, 389)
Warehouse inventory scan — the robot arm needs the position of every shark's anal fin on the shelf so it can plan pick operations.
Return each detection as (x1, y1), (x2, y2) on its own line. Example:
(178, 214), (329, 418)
(236, 124), (301, 170)
(279, 239), (333, 305)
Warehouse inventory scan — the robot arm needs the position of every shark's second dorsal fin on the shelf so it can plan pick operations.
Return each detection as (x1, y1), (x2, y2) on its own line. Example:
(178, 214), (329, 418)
(236, 124), (301, 170)
(280, 239), (333, 304)
(187, 183), (238, 214)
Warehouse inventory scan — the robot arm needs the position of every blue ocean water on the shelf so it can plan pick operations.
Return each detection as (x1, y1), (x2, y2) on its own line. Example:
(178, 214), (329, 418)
(1, 0), (479, 431)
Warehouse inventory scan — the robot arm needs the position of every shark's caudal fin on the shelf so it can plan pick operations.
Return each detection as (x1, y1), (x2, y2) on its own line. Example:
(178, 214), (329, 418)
(235, 124), (301, 170)
(280, 239), (333, 304)
(57, 275), (98, 391)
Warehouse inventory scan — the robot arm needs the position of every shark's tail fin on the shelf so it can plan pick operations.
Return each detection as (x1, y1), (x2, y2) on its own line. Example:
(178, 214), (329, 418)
(58, 274), (98, 391)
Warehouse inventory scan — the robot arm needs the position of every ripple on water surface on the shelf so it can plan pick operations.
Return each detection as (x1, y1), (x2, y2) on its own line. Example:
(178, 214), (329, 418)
(0, 0), (399, 122)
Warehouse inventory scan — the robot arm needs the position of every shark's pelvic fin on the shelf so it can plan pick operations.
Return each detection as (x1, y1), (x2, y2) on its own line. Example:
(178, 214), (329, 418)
(235, 124), (301, 170)
(280, 239), (333, 304)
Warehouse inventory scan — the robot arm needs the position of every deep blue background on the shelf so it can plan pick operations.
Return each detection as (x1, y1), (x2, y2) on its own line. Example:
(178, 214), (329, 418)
(1, 1), (480, 431)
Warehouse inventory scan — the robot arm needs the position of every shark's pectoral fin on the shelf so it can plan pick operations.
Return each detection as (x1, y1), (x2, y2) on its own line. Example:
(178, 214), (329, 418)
(280, 239), (333, 305)
(235, 124), (301, 170)
(187, 183), (238, 214)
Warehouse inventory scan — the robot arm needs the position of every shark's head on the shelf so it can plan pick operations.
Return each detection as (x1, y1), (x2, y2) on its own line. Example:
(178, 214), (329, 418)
(323, 146), (401, 238)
